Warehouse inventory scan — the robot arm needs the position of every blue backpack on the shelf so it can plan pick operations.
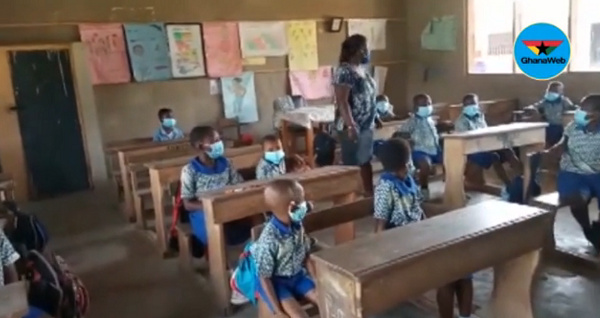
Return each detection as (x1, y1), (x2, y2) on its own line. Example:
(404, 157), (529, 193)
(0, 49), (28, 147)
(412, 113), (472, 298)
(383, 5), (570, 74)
(231, 243), (259, 305)
(2, 201), (49, 255)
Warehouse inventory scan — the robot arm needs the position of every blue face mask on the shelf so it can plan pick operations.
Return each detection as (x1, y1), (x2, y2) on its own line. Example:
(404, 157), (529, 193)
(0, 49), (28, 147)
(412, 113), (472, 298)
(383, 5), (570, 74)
(162, 118), (176, 128)
(416, 105), (433, 118)
(463, 104), (480, 117)
(376, 101), (390, 114)
(574, 109), (590, 127)
(205, 140), (224, 159)
(264, 150), (285, 164)
(289, 201), (308, 222)
(361, 51), (371, 65)
(545, 92), (561, 102)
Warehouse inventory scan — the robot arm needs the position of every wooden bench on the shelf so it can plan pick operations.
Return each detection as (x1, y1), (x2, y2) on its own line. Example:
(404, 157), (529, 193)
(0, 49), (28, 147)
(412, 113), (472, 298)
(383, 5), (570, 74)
(311, 201), (552, 318)
(442, 122), (547, 211)
(146, 145), (263, 256)
(103, 137), (155, 195)
(199, 166), (363, 315)
(0, 173), (15, 201)
(0, 281), (28, 318)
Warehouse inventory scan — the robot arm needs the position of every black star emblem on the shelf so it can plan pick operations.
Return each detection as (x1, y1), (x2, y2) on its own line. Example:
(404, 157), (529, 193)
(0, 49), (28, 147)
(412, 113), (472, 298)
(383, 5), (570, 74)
(536, 41), (549, 55)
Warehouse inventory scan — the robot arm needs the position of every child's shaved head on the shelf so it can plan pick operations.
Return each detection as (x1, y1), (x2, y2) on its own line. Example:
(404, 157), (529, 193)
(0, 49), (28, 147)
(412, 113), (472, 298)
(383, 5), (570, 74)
(264, 179), (305, 216)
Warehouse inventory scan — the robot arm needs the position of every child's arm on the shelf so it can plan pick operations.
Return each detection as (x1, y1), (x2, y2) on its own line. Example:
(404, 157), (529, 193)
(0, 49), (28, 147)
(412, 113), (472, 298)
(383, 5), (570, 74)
(259, 277), (284, 315)
(228, 161), (245, 184)
(0, 230), (19, 284)
(373, 182), (393, 233)
(180, 167), (203, 211)
(563, 97), (576, 111)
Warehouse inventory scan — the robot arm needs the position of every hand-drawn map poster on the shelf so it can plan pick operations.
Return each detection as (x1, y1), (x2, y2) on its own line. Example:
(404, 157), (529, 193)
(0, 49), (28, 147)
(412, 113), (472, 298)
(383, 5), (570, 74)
(289, 66), (333, 100)
(347, 19), (387, 50)
(287, 20), (319, 71)
(78, 24), (131, 84)
(166, 24), (206, 78)
(202, 22), (243, 77)
(220, 72), (259, 123)
(238, 22), (288, 57)
(123, 23), (172, 82)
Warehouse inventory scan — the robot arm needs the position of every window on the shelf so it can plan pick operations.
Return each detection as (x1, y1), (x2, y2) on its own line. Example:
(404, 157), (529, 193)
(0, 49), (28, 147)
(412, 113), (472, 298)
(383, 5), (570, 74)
(468, 0), (599, 74)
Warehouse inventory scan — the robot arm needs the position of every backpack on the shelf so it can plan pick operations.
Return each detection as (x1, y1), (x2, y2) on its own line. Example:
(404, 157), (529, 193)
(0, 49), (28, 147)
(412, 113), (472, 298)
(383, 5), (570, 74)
(313, 132), (336, 167)
(24, 250), (89, 318)
(506, 152), (542, 204)
(2, 201), (49, 255)
(167, 182), (206, 258)
(230, 243), (258, 305)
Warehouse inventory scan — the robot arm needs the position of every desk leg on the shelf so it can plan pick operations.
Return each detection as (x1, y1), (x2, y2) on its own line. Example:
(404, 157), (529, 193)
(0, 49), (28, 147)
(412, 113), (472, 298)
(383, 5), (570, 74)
(118, 152), (135, 222)
(281, 120), (292, 154)
(520, 144), (542, 202)
(149, 169), (168, 257)
(443, 139), (467, 210)
(333, 192), (357, 244)
(305, 122), (315, 167)
(489, 250), (539, 318)
(130, 172), (144, 229)
(205, 206), (232, 315)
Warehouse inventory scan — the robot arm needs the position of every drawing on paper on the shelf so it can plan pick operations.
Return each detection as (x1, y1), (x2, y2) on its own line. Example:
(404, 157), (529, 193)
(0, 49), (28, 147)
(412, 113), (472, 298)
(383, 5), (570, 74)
(202, 22), (243, 77)
(220, 72), (259, 123)
(79, 24), (131, 84)
(289, 66), (333, 100)
(239, 22), (288, 57)
(123, 23), (172, 82)
(347, 19), (387, 50)
(287, 20), (319, 70)
(166, 24), (206, 77)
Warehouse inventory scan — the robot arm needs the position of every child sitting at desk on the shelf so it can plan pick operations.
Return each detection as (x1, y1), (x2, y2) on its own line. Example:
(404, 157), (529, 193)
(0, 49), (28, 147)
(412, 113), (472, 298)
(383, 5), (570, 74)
(525, 81), (575, 146)
(252, 179), (318, 317)
(455, 93), (522, 200)
(396, 93), (440, 200)
(256, 135), (309, 181)
(543, 94), (600, 252)
(373, 138), (474, 318)
(375, 94), (396, 120)
(153, 108), (185, 142)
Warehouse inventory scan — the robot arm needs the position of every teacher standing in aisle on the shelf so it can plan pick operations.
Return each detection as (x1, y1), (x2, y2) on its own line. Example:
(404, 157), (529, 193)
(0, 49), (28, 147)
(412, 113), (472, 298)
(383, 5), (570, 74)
(333, 34), (378, 195)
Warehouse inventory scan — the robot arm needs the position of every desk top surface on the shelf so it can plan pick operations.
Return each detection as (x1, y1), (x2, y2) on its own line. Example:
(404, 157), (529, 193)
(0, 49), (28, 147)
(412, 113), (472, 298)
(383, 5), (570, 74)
(442, 122), (548, 139)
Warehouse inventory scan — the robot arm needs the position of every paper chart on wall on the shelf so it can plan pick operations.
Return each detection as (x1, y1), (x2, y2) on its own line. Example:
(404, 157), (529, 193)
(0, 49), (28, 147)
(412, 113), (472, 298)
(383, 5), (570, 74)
(166, 24), (206, 78)
(421, 15), (457, 51)
(347, 19), (387, 50)
(220, 72), (259, 123)
(286, 20), (319, 71)
(123, 23), (172, 82)
(202, 22), (243, 77)
(238, 22), (288, 57)
(79, 24), (131, 84)
(289, 66), (333, 100)
(373, 66), (388, 94)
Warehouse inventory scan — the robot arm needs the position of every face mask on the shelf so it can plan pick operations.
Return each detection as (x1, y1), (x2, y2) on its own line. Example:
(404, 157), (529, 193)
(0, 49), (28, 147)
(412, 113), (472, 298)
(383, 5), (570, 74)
(545, 92), (561, 102)
(361, 51), (371, 65)
(463, 104), (480, 117)
(574, 109), (590, 127)
(162, 118), (176, 128)
(289, 201), (308, 222)
(376, 101), (390, 114)
(205, 140), (224, 159)
(264, 150), (285, 164)
(416, 105), (433, 118)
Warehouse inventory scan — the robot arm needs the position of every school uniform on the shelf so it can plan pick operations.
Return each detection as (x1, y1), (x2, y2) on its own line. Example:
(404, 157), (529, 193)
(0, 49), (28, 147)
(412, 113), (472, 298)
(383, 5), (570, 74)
(373, 173), (425, 228)
(397, 115), (442, 165)
(251, 217), (315, 308)
(152, 126), (185, 142)
(557, 122), (600, 204)
(531, 97), (574, 145)
(0, 229), (19, 286)
(256, 157), (286, 180)
(454, 113), (500, 169)
(180, 156), (251, 245)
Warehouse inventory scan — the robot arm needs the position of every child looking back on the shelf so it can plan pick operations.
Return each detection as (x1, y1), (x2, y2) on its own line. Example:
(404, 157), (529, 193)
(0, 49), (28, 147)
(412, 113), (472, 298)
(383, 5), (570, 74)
(525, 81), (575, 146)
(256, 134), (310, 180)
(251, 179), (318, 318)
(153, 108), (185, 142)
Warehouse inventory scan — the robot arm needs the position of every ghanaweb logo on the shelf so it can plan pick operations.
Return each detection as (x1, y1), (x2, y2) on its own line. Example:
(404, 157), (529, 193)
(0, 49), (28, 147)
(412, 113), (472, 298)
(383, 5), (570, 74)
(514, 23), (570, 80)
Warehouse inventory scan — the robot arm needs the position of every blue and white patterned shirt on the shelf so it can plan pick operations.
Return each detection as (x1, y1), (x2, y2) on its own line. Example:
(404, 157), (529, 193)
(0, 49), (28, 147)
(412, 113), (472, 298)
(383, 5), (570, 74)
(153, 127), (185, 142)
(250, 217), (313, 277)
(256, 158), (286, 180)
(373, 177), (425, 227)
(454, 113), (488, 132)
(0, 229), (19, 286)
(560, 122), (600, 174)
(530, 97), (575, 125)
(397, 115), (439, 155)
(333, 63), (377, 132)
(180, 158), (244, 200)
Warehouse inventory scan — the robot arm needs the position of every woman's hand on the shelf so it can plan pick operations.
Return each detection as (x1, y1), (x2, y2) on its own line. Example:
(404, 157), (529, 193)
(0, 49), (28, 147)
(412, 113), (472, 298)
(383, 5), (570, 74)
(346, 123), (358, 139)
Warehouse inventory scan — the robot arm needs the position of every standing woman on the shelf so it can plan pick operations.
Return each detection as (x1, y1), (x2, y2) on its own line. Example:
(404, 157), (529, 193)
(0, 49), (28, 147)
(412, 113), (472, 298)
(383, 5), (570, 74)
(333, 34), (378, 195)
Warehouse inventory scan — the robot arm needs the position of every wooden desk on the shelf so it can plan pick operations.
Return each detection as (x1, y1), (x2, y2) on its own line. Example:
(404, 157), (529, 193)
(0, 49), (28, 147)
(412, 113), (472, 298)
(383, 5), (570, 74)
(374, 119), (407, 140)
(199, 166), (363, 314)
(311, 201), (552, 318)
(442, 122), (547, 210)
(0, 281), (28, 318)
(146, 145), (263, 256)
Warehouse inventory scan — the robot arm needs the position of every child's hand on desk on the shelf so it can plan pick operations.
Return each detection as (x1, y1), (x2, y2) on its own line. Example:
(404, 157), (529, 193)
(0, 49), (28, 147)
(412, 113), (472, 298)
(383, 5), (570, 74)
(289, 154), (311, 173)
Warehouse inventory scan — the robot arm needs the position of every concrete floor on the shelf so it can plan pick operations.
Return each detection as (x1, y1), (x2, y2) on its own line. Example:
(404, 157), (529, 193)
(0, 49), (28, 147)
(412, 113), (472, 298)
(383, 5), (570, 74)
(21, 181), (600, 318)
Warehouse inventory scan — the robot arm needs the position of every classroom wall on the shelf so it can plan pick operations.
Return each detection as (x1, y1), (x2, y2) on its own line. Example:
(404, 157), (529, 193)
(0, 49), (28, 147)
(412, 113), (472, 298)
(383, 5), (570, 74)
(0, 0), (407, 144)
(405, 0), (600, 110)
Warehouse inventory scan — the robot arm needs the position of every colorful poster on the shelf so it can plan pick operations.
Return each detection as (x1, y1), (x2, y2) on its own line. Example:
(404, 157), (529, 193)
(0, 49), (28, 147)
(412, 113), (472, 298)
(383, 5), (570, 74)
(289, 67), (333, 100)
(166, 24), (206, 77)
(220, 72), (259, 123)
(373, 66), (388, 94)
(347, 19), (387, 50)
(202, 22), (243, 77)
(287, 20), (319, 71)
(238, 22), (288, 57)
(78, 24), (131, 84)
(123, 23), (172, 81)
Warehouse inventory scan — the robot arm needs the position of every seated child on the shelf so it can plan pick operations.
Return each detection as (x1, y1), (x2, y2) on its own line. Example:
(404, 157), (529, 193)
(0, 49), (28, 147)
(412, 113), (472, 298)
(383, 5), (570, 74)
(251, 179), (318, 317)
(375, 94), (396, 120)
(543, 94), (600, 252)
(396, 93), (441, 199)
(153, 108), (185, 142)
(455, 93), (522, 200)
(373, 138), (473, 318)
(256, 135), (287, 180)
(0, 228), (19, 287)
(525, 81), (575, 146)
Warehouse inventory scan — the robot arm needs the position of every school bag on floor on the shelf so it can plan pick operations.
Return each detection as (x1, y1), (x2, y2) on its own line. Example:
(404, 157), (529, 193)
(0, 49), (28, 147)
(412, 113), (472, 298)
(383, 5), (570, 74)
(1, 200), (49, 255)
(24, 250), (89, 318)
(167, 182), (206, 258)
(230, 243), (258, 305)
(506, 152), (542, 204)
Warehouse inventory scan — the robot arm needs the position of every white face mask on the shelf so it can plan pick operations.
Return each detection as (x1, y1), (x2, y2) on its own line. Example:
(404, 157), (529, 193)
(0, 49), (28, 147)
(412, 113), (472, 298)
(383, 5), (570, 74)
(376, 101), (390, 114)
